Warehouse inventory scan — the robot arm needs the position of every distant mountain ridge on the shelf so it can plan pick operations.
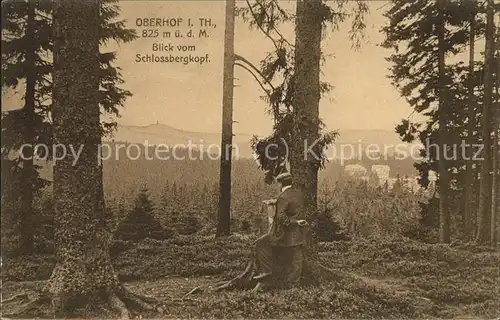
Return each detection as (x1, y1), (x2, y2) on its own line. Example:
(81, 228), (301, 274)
(106, 123), (414, 159)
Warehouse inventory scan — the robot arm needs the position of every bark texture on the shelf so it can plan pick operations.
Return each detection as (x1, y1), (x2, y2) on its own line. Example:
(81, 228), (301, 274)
(476, 0), (495, 244)
(44, 0), (159, 317)
(464, 10), (476, 239)
(216, 0), (236, 237)
(437, 0), (450, 243)
(491, 14), (499, 244)
(50, 0), (112, 310)
(19, 0), (37, 254)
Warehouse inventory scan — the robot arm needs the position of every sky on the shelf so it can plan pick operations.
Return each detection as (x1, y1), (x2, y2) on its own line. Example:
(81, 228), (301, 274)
(107, 0), (415, 136)
(2, 0), (416, 137)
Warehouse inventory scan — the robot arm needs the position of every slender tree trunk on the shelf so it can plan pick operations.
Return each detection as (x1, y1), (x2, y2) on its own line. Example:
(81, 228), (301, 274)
(49, 1), (158, 316)
(216, 0), (235, 238)
(437, 2), (450, 243)
(491, 22), (499, 244)
(492, 105), (498, 244)
(19, 0), (37, 255)
(1, 157), (17, 238)
(290, 0), (322, 222)
(464, 10), (476, 240)
(476, 0), (494, 244)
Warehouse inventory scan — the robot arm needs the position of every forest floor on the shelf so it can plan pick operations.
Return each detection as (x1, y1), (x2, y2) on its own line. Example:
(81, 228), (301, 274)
(2, 235), (499, 318)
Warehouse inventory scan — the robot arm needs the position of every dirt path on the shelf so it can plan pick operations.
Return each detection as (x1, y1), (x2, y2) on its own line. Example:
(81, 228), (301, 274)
(354, 274), (492, 320)
(124, 275), (216, 299)
(1, 274), (493, 319)
(355, 274), (436, 313)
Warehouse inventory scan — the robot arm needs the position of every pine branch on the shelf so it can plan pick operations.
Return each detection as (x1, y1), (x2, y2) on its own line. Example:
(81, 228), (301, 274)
(234, 62), (271, 97)
(245, 0), (284, 51)
(253, 0), (293, 46)
(234, 54), (276, 91)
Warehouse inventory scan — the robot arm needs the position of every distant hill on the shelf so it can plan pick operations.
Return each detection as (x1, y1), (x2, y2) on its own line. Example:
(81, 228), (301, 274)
(19, 123), (418, 188)
(107, 123), (415, 159)
(107, 123), (257, 158)
(333, 129), (406, 147)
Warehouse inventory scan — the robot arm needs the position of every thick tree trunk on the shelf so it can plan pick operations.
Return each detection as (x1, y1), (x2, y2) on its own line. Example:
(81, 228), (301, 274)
(19, 0), (37, 255)
(290, 0), (322, 222)
(437, 2), (450, 243)
(464, 11), (476, 240)
(491, 25), (499, 244)
(216, 0), (236, 238)
(476, 0), (494, 244)
(47, 1), (158, 317)
(50, 0), (114, 310)
(192, 1), (357, 294)
(216, 0), (326, 290)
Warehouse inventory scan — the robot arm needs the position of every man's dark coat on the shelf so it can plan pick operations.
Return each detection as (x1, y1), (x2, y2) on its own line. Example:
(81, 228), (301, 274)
(268, 186), (308, 247)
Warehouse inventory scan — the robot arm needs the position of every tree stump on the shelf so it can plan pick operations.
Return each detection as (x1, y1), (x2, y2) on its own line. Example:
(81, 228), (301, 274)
(196, 234), (353, 293)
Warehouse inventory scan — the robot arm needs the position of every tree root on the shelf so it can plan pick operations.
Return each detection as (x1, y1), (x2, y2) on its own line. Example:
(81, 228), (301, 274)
(2, 282), (163, 319)
(181, 261), (259, 296)
(1, 291), (52, 318)
(212, 260), (258, 291)
(1, 293), (29, 304)
(108, 291), (130, 319)
(108, 285), (164, 319)
(183, 249), (366, 296)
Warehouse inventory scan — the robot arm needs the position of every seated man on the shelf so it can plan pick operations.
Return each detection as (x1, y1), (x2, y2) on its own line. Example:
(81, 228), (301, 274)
(252, 172), (309, 291)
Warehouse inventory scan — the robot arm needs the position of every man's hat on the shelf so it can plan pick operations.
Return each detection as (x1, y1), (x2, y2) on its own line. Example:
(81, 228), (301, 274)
(276, 172), (292, 183)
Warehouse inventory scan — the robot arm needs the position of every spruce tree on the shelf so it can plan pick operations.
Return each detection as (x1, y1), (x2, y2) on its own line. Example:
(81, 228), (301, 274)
(382, 0), (490, 242)
(1, 0), (136, 253)
(1, 0), (53, 254)
(47, 1), (159, 315)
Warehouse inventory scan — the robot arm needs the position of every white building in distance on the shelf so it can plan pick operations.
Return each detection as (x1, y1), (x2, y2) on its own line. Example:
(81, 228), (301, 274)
(344, 164), (368, 177)
(371, 165), (390, 185)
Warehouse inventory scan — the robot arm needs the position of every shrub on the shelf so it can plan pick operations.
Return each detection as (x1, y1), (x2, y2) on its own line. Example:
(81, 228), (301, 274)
(171, 214), (203, 235)
(313, 210), (350, 242)
(1, 254), (54, 281)
(109, 239), (134, 257)
(403, 197), (439, 243)
(320, 178), (424, 238)
(241, 219), (252, 233)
